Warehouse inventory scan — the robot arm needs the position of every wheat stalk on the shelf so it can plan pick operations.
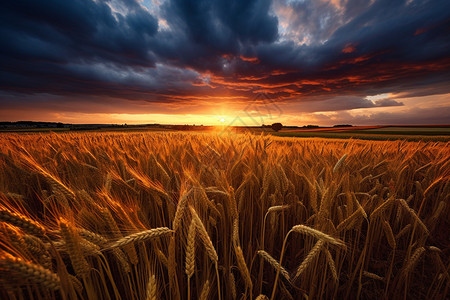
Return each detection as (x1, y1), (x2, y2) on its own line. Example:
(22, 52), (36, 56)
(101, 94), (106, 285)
(167, 235), (179, 299)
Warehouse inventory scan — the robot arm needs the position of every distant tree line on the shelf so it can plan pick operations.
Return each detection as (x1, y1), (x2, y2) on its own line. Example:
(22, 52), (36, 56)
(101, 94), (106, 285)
(333, 124), (353, 128)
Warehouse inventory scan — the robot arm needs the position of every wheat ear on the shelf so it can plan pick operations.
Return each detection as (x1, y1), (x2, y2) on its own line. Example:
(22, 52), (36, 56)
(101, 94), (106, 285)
(397, 199), (429, 235)
(336, 206), (364, 232)
(146, 274), (157, 300)
(363, 271), (384, 281)
(107, 227), (173, 249)
(78, 228), (108, 246)
(291, 225), (345, 248)
(45, 174), (75, 202)
(190, 207), (221, 300)
(199, 279), (210, 300)
(101, 207), (139, 264)
(382, 221), (396, 249)
(0, 209), (45, 237)
(190, 208), (218, 262)
(325, 249), (338, 282)
(404, 247), (425, 274)
(293, 240), (324, 281)
(185, 220), (196, 279)
(69, 274), (83, 293)
(59, 219), (90, 278)
(0, 253), (60, 290)
(235, 245), (253, 291)
(172, 188), (192, 231)
(229, 271), (236, 299)
(333, 153), (348, 173)
(23, 235), (52, 269)
(257, 250), (290, 281)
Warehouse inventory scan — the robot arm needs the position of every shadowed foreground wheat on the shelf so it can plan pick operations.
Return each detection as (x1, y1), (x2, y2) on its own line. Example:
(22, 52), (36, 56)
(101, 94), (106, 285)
(0, 132), (448, 299)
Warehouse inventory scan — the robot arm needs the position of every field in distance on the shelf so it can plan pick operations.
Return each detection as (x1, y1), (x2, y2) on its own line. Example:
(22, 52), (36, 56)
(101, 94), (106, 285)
(0, 131), (448, 299)
(2, 123), (450, 142)
(275, 125), (450, 141)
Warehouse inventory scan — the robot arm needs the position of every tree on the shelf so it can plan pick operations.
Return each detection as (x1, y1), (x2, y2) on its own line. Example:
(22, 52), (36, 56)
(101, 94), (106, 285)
(271, 123), (283, 132)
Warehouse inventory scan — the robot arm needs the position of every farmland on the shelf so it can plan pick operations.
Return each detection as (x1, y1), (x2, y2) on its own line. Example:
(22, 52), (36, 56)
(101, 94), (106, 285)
(0, 132), (448, 299)
(275, 126), (450, 141)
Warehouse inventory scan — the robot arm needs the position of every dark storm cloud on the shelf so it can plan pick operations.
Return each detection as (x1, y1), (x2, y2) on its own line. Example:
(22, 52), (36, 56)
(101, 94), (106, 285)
(1, 0), (158, 66)
(149, 0), (279, 73)
(163, 0), (278, 46)
(252, 0), (450, 85)
(0, 0), (449, 114)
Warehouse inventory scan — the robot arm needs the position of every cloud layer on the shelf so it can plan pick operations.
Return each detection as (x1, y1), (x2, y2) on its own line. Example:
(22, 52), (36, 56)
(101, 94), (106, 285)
(0, 0), (449, 124)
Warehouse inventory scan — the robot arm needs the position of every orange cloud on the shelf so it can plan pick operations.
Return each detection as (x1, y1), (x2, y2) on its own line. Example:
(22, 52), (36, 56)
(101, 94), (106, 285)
(342, 43), (357, 54)
(240, 56), (260, 64)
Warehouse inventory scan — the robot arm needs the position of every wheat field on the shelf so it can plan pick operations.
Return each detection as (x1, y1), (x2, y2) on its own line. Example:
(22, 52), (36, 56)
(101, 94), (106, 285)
(0, 131), (448, 299)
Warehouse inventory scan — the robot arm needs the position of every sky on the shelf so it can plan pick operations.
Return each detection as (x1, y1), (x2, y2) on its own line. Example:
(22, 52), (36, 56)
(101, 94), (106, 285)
(1, 0), (449, 126)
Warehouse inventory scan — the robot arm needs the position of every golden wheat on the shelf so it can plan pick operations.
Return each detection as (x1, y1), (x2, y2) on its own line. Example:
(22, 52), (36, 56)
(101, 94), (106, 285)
(293, 240), (325, 280)
(257, 250), (290, 281)
(0, 209), (45, 237)
(0, 253), (60, 291)
(59, 219), (90, 278)
(185, 220), (196, 279)
(107, 227), (172, 249)
(146, 274), (157, 300)
(0, 132), (447, 299)
(290, 225), (345, 248)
